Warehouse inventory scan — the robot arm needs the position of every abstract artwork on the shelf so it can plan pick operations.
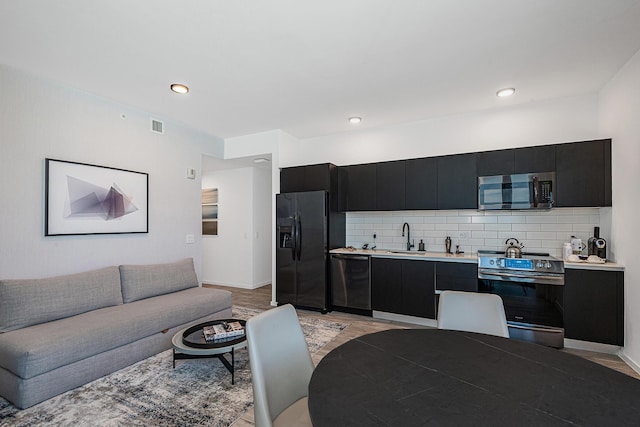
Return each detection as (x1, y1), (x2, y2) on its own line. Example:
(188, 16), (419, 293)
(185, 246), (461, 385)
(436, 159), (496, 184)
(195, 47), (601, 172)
(45, 159), (148, 235)
(202, 188), (218, 236)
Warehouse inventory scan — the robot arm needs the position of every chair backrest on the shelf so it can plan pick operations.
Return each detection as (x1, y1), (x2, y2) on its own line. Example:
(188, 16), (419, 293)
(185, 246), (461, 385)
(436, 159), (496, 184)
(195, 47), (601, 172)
(246, 304), (315, 427)
(437, 290), (510, 338)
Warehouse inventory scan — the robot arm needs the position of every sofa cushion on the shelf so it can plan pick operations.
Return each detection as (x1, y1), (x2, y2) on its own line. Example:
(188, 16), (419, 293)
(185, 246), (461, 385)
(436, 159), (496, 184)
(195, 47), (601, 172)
(0, 266), (123, 333)
(0, 287), (232, 379)
(119, 258), (199, 303)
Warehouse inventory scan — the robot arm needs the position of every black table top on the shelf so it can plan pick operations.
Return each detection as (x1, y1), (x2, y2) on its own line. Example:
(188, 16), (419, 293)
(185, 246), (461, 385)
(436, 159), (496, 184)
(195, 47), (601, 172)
(308, 329), (640, 426)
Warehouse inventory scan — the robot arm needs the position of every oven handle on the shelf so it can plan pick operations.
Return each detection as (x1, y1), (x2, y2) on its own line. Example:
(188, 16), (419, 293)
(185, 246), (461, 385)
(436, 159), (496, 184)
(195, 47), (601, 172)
(478, 271), (564, 285)
(507, 323), (564, 334)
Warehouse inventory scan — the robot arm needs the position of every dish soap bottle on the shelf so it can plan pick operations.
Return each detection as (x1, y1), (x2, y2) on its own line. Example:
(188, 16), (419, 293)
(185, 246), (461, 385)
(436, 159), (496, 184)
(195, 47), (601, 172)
(418, 239), (425, 251)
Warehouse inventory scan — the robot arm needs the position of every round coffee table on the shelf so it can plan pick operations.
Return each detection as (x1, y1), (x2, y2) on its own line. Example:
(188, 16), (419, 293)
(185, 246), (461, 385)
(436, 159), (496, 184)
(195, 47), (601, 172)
(171, 319), (247, 384)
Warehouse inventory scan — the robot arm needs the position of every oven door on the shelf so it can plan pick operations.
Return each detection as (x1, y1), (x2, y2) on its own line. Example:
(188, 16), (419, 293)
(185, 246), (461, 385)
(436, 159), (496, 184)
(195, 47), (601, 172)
(479, 278), (564, 348)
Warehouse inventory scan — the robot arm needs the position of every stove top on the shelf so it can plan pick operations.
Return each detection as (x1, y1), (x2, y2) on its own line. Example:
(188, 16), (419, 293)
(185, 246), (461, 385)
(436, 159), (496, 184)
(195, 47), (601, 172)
(477, 250), (564, 275)
(477, 249), (553, 258)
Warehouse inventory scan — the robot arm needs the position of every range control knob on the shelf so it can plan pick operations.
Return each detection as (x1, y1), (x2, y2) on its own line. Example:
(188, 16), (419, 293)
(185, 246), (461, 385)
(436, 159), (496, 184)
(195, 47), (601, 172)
(536, 262), (543, 268)
(545, 262), (552, 269)
(489, 259), (495, 265)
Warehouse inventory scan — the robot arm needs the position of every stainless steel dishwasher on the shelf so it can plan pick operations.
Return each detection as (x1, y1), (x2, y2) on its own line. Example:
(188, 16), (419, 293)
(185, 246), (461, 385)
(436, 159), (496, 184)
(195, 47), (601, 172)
(330, 253), (371, 315)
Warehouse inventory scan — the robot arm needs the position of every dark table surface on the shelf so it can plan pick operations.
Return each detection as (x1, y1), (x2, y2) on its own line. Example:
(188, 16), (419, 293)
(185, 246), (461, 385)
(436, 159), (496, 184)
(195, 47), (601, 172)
(308, 329), (640, 426)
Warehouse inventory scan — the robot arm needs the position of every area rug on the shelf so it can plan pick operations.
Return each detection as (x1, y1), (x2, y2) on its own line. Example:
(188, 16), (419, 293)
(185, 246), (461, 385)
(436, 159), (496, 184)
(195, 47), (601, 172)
(0, 306), (349, 427)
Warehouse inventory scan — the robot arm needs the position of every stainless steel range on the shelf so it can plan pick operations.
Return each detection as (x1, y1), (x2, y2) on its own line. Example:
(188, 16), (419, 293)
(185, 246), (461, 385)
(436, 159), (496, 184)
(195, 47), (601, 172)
(477, 250), (565, 348)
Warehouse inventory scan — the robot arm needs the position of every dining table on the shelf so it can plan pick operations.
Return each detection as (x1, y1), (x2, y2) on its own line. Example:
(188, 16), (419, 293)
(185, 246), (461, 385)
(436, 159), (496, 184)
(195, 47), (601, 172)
(308, 329), (640, 426)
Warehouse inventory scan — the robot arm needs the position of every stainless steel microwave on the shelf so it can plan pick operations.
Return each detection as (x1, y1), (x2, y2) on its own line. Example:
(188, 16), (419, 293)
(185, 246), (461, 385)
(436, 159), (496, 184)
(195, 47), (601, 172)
(478, 172), (555, 210)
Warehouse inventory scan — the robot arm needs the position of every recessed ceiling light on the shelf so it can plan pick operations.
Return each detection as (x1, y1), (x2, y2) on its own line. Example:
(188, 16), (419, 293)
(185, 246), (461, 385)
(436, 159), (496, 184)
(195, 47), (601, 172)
(170, 83), (189, 94)
(496, 87), (516, 97)
(253, 158), (270, 164)
(349, 117), (362, 124)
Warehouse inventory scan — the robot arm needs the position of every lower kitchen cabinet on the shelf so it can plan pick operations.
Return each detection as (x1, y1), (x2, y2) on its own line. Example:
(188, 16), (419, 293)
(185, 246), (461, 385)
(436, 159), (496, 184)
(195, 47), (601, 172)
(435, 262), (478, 292)
(564, 269), (624, 346)
(371, 258), (435, 318)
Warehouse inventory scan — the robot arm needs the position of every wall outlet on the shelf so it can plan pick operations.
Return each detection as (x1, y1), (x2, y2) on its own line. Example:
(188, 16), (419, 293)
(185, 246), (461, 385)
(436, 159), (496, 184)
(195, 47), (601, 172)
(185, 234), (195, 244)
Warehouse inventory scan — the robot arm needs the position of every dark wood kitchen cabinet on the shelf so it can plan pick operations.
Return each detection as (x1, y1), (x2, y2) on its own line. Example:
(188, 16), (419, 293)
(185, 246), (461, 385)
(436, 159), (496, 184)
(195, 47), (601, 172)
(280, 163), (337, 193)
(405, 157), (438, 210)
(376, 160), (406, 211)
(343, 164), (377, 211)
(437, 153), (477, 209)
(555, 139), (612, 207)
(564, 268), (624, 346)
(435, 262), (478, 292)
(514, 145), (556, 173)
(371, 258), (435, 318)
(476, 149), (515, 176)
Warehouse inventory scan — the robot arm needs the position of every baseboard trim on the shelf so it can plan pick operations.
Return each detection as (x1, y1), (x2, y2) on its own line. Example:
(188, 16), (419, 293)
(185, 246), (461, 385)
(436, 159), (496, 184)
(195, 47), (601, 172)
(202, 281), (271, 290)
(619, 351), (640, 376)
(563, 338), (621, 355)
(372, 311), (437, 328)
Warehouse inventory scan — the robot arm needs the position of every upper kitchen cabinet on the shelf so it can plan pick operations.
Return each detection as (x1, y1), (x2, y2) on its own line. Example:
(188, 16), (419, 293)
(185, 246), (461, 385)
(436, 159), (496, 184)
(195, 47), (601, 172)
(476, 149), (515, 176)
(280, 163), (341, 209)
(514, 145), (556, 173)
(405, 157), (438, 210)
(344, 163), (377, 211)
(555, 139), (612, 207)
(437, 153), (477, 209)
(280, 163), (338, 193)
(376, 160), (406, 211)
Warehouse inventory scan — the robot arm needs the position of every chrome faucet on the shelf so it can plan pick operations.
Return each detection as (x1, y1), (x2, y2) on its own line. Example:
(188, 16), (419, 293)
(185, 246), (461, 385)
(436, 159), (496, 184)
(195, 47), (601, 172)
(402, 222), (414, 251)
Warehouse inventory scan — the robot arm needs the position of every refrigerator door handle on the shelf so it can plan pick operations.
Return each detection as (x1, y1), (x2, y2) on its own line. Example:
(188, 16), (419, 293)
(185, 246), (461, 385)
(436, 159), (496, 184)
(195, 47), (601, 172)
(291, 216), (298, 261)
(296, 216), (302, 260)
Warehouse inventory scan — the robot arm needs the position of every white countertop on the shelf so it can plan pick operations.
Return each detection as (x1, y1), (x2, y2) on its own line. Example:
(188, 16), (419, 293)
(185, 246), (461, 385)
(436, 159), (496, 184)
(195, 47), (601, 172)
(330, 248), (624, 270)
(330, 248), (477, 263)
(563, 260), (625, 271)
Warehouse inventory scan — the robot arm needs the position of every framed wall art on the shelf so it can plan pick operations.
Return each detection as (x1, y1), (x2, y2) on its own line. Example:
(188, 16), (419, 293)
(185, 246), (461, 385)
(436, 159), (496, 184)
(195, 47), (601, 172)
(45, 158), (149, 236)
(202, 187), (218, 236)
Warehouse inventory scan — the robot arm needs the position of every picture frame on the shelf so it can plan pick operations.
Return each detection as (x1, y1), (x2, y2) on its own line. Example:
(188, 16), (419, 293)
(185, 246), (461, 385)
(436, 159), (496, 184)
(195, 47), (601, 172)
(45, 158), (149, 236)
(202, 187), (218, 236)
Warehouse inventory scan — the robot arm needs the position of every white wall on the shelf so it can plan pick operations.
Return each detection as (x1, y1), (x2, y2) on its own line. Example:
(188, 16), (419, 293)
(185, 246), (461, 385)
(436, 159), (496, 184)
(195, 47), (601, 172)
(598, 49), (640, 370)
(287, 93), (600, 166)
(253, 167), (272, 285)
(0, 65), (224, 280)
(201, 166), (271, 288)
(224, 130), (298, 304)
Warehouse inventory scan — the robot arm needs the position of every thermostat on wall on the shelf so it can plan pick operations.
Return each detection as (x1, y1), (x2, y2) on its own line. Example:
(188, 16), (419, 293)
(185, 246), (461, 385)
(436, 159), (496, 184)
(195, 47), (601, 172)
(186, 168), (196, 179)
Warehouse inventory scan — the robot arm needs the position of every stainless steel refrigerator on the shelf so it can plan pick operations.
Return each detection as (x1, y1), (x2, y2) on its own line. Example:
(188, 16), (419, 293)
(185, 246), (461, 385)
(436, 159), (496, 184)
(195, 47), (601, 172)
(276, 191), (336, 312)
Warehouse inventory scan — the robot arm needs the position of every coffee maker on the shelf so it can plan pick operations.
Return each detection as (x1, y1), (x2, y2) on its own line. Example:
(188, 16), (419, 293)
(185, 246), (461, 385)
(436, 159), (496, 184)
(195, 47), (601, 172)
(588, 226), (607, 259)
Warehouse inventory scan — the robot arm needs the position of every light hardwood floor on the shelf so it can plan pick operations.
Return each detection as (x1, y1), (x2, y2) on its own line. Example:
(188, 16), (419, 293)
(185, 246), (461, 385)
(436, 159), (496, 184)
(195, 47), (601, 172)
(204, 283), (639, 426)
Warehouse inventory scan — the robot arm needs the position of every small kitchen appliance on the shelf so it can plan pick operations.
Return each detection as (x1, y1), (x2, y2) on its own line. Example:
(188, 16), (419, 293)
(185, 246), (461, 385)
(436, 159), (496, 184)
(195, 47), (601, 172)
(587, 227), (607, 259)
(478, 172), (555, 210)
(570, 236), (586, 254)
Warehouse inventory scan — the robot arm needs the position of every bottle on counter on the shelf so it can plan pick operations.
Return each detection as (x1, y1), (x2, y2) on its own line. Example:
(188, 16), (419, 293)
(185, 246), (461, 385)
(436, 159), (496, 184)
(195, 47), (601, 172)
(445, 236), (452, 254)
(562, 242), (573, 261)
(418, 239), (425, 251)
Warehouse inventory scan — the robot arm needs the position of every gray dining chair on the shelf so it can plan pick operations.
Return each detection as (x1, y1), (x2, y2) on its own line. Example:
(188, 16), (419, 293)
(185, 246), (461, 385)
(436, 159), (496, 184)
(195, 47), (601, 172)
(246, 304), (314, 427)
(437, 290), (510, 338)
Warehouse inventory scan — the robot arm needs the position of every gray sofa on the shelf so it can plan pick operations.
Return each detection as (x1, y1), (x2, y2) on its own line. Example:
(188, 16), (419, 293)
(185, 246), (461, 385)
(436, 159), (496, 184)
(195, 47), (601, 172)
(0, 258), (232, 409)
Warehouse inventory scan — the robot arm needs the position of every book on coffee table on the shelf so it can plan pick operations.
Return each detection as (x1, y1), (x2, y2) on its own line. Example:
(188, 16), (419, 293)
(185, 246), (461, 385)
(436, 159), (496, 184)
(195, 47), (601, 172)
(203, 322), (245, 341)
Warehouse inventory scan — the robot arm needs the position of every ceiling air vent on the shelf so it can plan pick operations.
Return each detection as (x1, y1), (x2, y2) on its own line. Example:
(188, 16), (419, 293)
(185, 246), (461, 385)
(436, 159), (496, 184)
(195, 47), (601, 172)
(150, 118), (164, 134)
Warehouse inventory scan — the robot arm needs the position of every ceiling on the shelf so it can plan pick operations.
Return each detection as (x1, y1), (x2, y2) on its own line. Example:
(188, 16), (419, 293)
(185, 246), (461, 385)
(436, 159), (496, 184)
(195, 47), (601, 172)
(2, 0), (640, 140)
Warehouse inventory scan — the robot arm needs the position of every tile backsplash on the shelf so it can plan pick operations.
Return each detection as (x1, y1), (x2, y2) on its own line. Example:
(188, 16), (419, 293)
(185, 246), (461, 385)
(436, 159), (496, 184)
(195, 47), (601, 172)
(345, 208), (603, 257)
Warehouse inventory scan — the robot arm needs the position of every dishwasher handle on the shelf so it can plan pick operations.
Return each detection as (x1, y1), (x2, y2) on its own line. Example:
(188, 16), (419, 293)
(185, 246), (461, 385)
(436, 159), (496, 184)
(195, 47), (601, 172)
(331, 254), (370, 261)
